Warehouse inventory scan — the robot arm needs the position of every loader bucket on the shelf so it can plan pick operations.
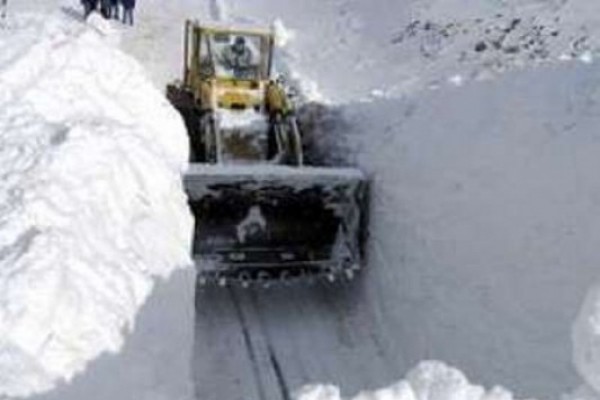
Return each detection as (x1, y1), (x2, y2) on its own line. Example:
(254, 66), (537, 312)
(184, 164), (368, 286)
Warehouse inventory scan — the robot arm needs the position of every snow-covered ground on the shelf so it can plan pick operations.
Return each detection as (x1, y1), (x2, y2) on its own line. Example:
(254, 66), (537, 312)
(191, 0), (600, 101)
(294, 361), (530, 400)
(5, 0), (600, 400)
(31, 267), (196, 400)
(0, 10), (192, 398)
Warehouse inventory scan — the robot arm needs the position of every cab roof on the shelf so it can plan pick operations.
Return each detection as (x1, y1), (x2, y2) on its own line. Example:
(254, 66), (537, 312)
(190, 21), (274, 39)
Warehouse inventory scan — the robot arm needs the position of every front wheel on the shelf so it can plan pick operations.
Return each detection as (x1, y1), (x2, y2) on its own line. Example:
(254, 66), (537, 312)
(200, 113), (218, 164)
(272, 114), (303, 166)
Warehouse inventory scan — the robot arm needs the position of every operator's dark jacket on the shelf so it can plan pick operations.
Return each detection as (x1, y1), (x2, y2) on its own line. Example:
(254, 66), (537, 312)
(121, 0), (135, 9)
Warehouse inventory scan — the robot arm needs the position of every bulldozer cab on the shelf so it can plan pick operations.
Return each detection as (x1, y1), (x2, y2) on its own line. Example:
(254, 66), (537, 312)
(184, 22), (274, 85)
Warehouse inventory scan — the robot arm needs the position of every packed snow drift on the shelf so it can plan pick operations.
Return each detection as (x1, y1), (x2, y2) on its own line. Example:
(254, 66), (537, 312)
(294, 361), (531, 400)
(574, 287), (600, 397)
(0, 12), (192, 397)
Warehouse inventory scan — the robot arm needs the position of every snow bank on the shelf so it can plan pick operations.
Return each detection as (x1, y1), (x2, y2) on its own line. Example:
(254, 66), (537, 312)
(0, 12), (192, 397)
(573, 287), (600, 396)
(294, 362), (530, 400)
(32, 268), (196, 400)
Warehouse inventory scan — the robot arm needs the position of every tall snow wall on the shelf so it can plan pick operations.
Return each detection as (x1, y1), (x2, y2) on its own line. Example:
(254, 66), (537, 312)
(0, 12), (193, 398)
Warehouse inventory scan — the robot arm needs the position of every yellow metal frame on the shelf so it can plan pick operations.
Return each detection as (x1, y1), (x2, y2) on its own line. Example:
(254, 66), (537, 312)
(199, 25), (273, 38)
(183, 20), (289, 113)
(185, 20), (275, 82)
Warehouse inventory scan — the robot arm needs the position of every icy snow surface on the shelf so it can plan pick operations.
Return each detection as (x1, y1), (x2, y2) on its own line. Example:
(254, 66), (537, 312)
(0, 11), (192, 397)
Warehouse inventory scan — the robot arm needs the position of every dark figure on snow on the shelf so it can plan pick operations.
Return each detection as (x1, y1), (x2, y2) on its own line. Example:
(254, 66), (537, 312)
(121, 0), (135, 26)
(1, 0), (7, 19)
(99, 0), (111, 18)
(109, 0), (120, 20)
(82, 0), (98, 18)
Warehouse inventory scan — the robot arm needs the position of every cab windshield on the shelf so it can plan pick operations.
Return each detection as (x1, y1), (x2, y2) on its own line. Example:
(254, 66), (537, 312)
(200, 31), (268, 80)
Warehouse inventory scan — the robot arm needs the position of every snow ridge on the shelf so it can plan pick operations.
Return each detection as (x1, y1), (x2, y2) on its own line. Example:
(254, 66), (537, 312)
(0, 12), (192, 397)
(295, 361), (533, 400)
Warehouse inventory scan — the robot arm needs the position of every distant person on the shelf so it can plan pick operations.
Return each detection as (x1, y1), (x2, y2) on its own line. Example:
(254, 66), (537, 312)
(99, 0), (111, 18)
(81, 0), (90, 17)
(1, 0), (7, 19)
(110, 0), (119, 20)
(82, 0), (98, 18)
(221, 36), (253, 78)
(121, 0), (135, 25)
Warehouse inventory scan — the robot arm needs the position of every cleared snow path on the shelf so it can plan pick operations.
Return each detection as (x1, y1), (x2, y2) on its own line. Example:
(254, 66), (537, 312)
(0, 12), (192, 397)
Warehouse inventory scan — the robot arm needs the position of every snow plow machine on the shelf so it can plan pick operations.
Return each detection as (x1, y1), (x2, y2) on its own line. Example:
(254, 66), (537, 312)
(167, 21), (368, 286)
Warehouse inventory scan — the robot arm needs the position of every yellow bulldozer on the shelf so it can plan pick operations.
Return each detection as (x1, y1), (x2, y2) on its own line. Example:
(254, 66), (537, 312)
(167, 21), (368, 286)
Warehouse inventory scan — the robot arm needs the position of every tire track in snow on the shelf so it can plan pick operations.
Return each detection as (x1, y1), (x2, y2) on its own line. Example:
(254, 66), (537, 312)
(230, 288), (269, 400)
(250, 292), (292, 400)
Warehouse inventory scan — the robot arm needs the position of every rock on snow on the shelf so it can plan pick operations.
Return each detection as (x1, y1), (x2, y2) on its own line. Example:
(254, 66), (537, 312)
(0, 12), (192, 397)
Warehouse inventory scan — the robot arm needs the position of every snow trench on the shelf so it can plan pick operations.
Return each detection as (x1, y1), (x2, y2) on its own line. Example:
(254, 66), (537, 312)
(0, 12), (192, 397)
(4, 2), (600, 400)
